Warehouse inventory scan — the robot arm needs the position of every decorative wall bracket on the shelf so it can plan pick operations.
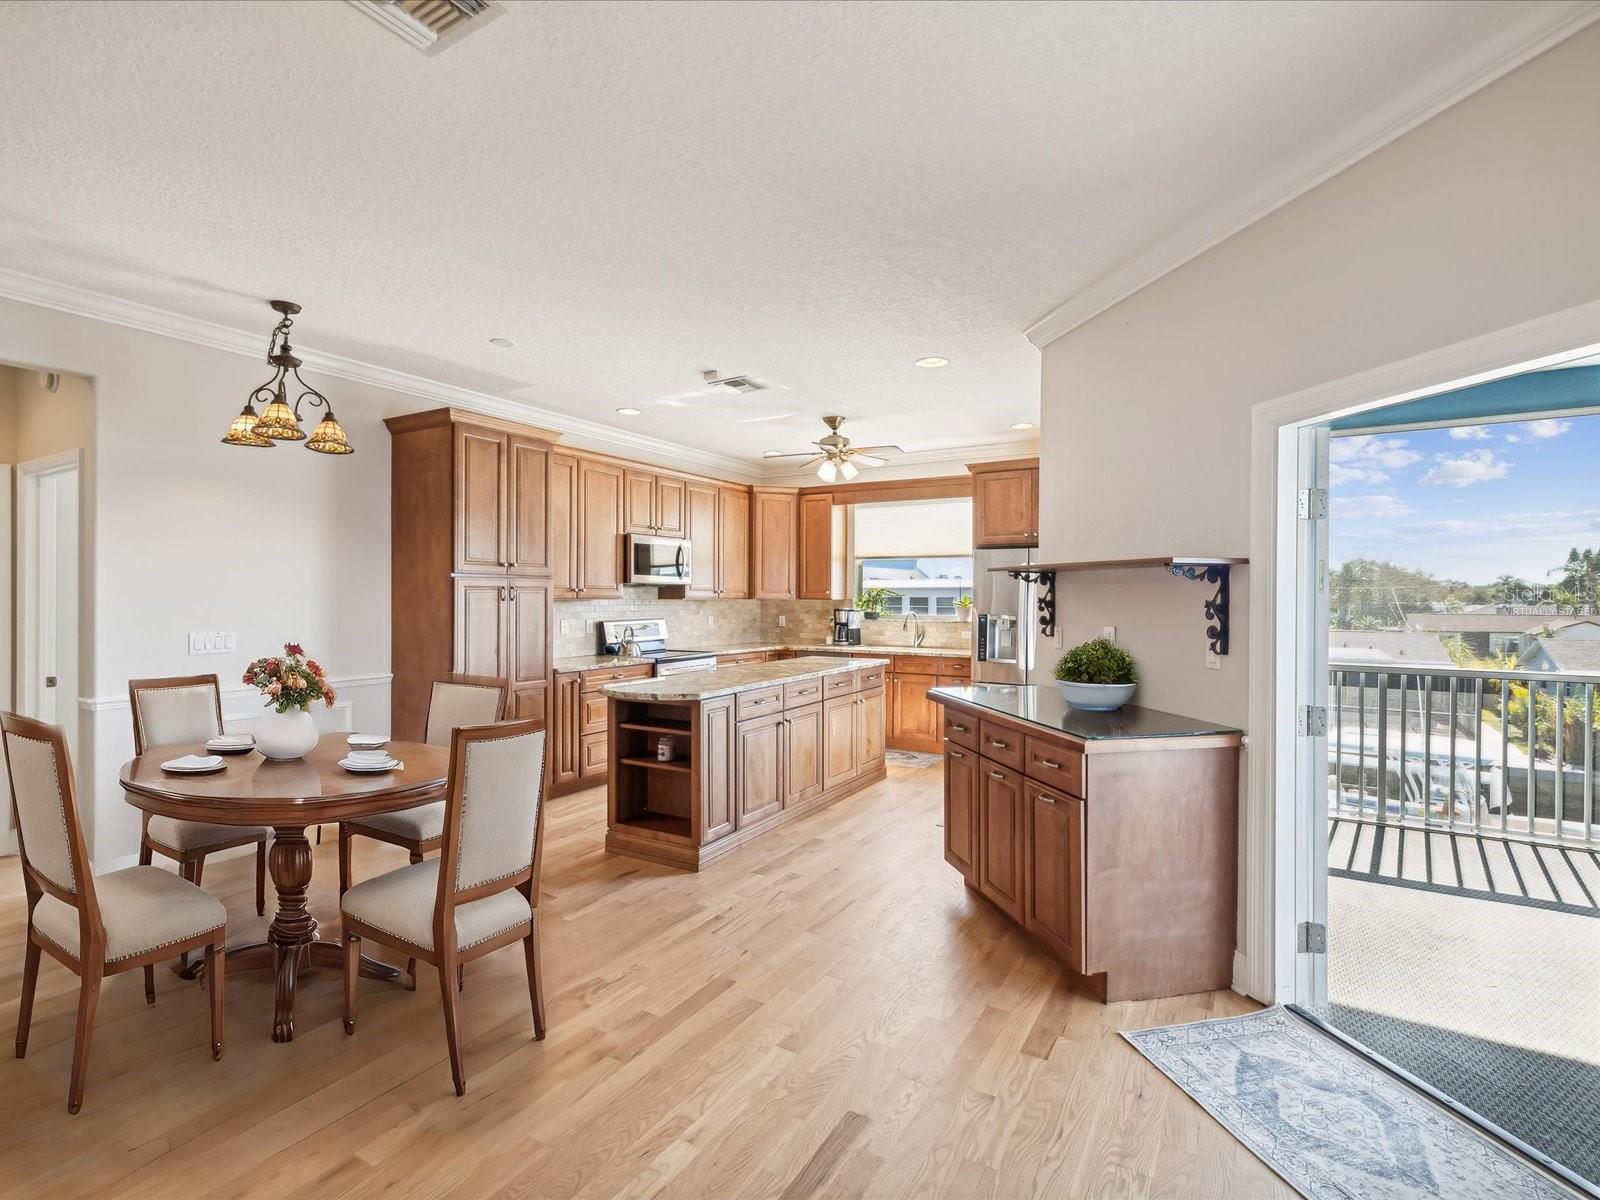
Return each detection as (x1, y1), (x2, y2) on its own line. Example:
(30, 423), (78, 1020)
(1167, 561), (1232, 656)
(1005, 569), (1057, 639)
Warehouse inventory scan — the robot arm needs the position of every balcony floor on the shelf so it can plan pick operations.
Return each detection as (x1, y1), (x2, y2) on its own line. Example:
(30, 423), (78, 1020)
(1318, 819), (1600, 1188)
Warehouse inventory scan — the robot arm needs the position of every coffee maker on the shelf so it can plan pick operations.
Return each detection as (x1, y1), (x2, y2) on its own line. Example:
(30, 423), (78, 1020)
(832, 607), (863, 645)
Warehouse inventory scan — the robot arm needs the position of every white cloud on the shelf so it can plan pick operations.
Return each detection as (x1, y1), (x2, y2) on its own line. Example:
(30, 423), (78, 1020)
(1333, 493), (1414, 519)
(1521, 418), (1572, 440)
(1449, 425), (1491, 440)
(1328, 435), (1423, 485)
(1419, 449), (1510, 488)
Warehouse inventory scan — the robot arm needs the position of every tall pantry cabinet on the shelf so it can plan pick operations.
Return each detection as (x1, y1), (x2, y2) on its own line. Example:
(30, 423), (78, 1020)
(387, 408), (558, 742)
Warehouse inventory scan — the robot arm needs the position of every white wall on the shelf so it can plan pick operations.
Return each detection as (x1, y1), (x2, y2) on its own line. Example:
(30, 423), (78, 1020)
(0, 298), (431, 865)
(1036, 25), (1600, 992)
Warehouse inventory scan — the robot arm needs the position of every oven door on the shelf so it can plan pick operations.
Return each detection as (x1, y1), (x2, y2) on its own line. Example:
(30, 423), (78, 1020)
(626, 535), (692, 585)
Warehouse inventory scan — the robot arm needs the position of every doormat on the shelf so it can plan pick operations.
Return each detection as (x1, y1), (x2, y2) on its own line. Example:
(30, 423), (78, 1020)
(885, 749), (941, 767)
(1123, 1007), (1573, 1200)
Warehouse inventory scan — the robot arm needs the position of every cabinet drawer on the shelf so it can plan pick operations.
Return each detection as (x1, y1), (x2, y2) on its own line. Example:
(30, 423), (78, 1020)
(580, 692), (610, 735)
(580, 664), (652, 692)
(1024, 737), (1084, 797)
(893, 654), (938, 676)
(736, 685), (784, 720)
(978, 719), (1024, 770)
(857, 664), (885, 692)
(937, 658), (972, 681)
(718, 652), (768, 666)
(783, 678), (824, 708)
(943, 709), (979, 751)
(578, 732), (608, 779)
(822, 670), (858, 698)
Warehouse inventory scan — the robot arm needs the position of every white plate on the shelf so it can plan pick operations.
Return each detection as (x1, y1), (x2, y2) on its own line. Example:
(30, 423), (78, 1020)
(347, 733), (388, 750)
(206, 736), (255, 755)
(162, 754), (226, 774)
(339, 756), (400, 773)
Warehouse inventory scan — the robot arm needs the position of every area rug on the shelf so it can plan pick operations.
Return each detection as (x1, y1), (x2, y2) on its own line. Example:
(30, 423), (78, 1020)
(1123, 1007), (1573, 1200)
(884, 749), (941, 767)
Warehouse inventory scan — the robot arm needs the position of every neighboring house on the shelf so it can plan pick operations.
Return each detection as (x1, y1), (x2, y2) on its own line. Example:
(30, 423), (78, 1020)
(1404, 610), (1572, 657)
(1516, 637), (1600, 677)
(1537, 615), (1600, 640)
(1329, 630), (1454, 667)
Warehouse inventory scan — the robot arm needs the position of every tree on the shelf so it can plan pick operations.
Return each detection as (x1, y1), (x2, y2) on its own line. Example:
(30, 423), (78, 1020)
(1549, 547), (1600, 609)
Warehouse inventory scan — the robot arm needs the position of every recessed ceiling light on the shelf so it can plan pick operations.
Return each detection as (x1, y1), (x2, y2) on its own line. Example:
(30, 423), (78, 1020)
(762, 450), (784, 458)
(488, 337), (514, 348)
(1010, 421), (1036, 431)
(915, 356), (949, 368)
(615, 407), (642, 416)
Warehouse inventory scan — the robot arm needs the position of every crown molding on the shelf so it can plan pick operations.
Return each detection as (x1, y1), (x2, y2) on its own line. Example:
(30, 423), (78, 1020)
(0, 267), (761, 481)
(1024, 1), (1600, 350)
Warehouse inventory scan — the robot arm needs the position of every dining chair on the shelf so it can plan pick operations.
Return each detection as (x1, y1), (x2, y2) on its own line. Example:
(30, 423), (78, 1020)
(337, 673), (509, 897)
(340, 717), (548, 1095)
(129, 674), (268, 918)
(5, 712), (227, 1114)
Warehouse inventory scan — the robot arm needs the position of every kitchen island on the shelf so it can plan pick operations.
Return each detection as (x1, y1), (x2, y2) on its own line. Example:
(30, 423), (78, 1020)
(932, 684), (1242, 1002)
(601, 656), (890, 870)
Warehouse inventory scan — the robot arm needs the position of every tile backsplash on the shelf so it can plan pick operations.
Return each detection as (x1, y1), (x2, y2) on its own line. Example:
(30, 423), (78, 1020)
(552, 591), (973, 657)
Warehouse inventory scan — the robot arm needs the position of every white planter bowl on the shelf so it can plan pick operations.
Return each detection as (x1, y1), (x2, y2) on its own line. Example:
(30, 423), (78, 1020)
(1055, 681), (1136, 712)
(256, 706), (319, 760)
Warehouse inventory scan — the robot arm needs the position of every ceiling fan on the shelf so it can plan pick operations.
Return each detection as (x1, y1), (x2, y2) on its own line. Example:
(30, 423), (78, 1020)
(762, 415), (904, 482)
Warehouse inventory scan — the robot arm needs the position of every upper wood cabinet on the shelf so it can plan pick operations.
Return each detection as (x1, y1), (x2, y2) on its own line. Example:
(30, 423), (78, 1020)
(717, 486), (751, 599)
(969, 458), (1039, 548)
(751, 487), (798, 599)
(797, 493), (845, 600)
(507, 438), (551, 575)
(452, 424), (552, 576)
(624, 469), (688, 538)
(682, 482), (720, 598)
(656, 475), (686, 537)
(548, 453), (577, 597)
(550, 457), (625, 599)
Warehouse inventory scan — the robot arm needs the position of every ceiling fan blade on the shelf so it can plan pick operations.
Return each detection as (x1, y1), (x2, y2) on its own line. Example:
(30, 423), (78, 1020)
(848, 445), (903, 456)
(850, 454), (887, 468)
(761, 450), (825, 459)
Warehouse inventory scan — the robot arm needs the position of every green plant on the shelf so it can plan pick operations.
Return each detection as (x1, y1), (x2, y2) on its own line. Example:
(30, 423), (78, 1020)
(857, 587), (899, 617)
(955, 595), (973, 610)
(1054, 638), (1138, 685)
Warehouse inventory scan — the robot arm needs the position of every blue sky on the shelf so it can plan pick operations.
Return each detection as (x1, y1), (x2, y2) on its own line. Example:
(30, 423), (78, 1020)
(1330, 413), (1600, 585)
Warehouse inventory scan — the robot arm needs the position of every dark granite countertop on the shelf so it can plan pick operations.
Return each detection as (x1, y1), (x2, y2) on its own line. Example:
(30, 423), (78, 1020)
(929, 684), (1241, 742)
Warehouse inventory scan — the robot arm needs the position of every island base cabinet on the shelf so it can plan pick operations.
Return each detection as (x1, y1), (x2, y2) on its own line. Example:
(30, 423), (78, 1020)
(977, 763), (1026, 923)
(1026, 785), (1084, 972)
(943, 740), (978, 882)
(783, 703), (825, 806)
(737, 712), (784, 827)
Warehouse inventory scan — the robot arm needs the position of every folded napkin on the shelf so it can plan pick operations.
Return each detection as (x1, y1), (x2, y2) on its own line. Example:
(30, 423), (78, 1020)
(207, 734), (254, 748)
(162, 754), (224, 770)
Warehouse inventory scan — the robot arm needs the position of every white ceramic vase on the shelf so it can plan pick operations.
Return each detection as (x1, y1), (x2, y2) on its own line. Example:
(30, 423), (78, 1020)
(256, 705), (319, 760)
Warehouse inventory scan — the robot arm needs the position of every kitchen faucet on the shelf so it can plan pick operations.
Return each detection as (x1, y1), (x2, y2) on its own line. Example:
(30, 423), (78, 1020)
(902, 611), (925, 647)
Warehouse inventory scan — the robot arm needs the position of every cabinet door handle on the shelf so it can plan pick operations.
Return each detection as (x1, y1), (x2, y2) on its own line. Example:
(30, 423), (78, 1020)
(1037, 793), (1056, 805)
(988, 770), (1005, 780)
(508, 586), (518, 600)
(499, 586), (507, 600)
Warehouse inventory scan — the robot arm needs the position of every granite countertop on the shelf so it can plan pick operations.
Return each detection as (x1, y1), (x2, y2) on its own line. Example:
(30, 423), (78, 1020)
(555, 642), (968, 672)
(602, 655), (891, 702)
(552, 654), (652, 672)
(929, 684), (1242, 743)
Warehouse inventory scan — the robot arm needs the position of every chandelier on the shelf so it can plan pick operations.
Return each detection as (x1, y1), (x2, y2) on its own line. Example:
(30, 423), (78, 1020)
(222, 300), (353, 454)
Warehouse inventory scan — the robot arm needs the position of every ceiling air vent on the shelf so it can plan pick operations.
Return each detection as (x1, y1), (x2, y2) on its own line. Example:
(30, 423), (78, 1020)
(347, 0), (503, 55)
(700, 370), (768, 395)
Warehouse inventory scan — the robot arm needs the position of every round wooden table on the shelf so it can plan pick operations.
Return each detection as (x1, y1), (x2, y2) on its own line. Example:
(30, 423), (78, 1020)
(120, 732), (450, 1043)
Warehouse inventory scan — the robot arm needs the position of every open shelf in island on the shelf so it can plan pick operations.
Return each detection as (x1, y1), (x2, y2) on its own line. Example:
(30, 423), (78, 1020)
(602, 658), (890, 871)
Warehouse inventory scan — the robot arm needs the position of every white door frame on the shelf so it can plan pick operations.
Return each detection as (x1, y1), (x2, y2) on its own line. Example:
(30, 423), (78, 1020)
(17, 450), (81, 734)
(1242, 297), (1600, 1006)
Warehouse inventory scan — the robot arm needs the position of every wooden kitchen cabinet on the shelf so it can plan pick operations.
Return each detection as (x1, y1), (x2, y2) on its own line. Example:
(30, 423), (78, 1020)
(736, 711), (785, 827)
(751, 487), (798, 599)
(718, 486), (751, 598)
(549, 452), (578, 597)
(891, 672), (942, 753)
(552, 672), (581, 790)
(575, 458), (624, 596)
(797, 493), (844, 600)
(782, 703), (824, 806)
(451, 577), (548, 722)
(943, 738), (978, 882)
(624, 469), (686, 538)
(977, 762), (1027, 923)
(969, 458), (1039, 549)
(822, 693), (858, 791)
(456, 425), (508, 574)
(507, 437), (551, 576)
(1026, 784), (1084, 970)
(452, 577), (508, 678)
(549, 661), (653, 797)
(683, 482), (719, 598)
(855, 684), (885, 766)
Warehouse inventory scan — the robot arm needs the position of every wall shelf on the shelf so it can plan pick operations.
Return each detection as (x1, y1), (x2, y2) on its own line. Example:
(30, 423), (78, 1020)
(988, 556), (1247, 655)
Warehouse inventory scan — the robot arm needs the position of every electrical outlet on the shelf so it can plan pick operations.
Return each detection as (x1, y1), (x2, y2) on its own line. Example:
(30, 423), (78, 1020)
(778, 614), (787, 628)
(1102, 625), (1116, 642)
(1206, 650), (1220, 671)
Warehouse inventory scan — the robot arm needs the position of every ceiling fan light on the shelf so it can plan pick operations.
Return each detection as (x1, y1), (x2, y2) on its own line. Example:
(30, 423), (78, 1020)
(221, 402), (274, 447)
(817, 459), (839, 483)
(839, 458), (859, 481)
(306, 409), (355, 455)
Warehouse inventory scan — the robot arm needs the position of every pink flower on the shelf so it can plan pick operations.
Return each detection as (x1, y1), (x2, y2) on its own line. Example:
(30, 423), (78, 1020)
(287, 673), (304, 690)
(285, 642), (304, 657)
(266, 680), (282, 696)
(324, 688), (337, 706)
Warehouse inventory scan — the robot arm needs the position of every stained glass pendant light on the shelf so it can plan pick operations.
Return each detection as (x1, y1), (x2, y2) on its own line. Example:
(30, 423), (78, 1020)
(222, 300), (353, 454)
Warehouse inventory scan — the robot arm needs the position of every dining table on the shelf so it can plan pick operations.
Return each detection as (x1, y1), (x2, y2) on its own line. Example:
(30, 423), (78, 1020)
(120, 732), (450, 1043)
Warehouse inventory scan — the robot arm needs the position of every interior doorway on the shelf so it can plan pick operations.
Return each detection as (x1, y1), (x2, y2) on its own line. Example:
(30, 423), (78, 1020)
(1288, 351), (1600, 1197)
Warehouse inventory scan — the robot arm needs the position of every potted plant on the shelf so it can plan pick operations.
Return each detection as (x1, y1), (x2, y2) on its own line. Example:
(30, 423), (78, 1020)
(1053, 638), (1138, 711)
(956, 594), (974, 622)
(244, 642), (336, 760)
(857, 587), (899, 619)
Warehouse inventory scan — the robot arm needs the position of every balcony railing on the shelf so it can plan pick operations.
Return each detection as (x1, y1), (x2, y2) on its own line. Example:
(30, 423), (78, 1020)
(1328, 661), (1600, 846)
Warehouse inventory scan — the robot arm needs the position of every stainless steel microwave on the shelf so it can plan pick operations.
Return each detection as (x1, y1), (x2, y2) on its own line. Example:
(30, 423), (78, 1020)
(624, 534), (692, 586)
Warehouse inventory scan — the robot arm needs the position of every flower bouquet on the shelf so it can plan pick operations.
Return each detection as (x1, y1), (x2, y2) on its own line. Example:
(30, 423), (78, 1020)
(243, 642), (334, 759)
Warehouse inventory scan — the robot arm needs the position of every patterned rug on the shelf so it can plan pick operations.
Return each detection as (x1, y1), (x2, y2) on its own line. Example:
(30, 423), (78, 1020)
(1124, 1007), (1574, 1200)
(885, 749), (942, 767)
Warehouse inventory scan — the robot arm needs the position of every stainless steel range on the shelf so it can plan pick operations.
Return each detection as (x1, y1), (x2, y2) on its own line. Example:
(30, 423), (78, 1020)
(598, 619), (716, 676)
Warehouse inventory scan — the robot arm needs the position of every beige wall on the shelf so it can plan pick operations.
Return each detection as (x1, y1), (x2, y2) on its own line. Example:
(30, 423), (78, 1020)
(0, 365), (95, 464)
(1035, 25), (1600, 986)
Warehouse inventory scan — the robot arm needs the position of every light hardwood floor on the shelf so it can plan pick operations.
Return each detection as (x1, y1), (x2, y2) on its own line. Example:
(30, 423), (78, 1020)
(0, 759), (1289, 1199)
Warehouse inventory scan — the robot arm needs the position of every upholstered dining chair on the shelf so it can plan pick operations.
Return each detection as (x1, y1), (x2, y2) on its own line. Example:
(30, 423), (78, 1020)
(340, 717), (548, 1095)
(337, 673), (509, 896)
(5, 712), (227, 1114)
(129, 674), (269, 918)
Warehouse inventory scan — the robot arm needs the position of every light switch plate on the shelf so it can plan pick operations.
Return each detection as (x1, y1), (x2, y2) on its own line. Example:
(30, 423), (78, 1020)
(1206, 650), (1220, 671)
(188, 631), (236, 656)
(778, 614), (787, 627)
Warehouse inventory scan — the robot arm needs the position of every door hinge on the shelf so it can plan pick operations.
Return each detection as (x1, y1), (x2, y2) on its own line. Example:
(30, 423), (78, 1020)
(1297, 487), (1328, 520)
(1297, 921), (1327, 955)
(1296, 705), (1327, 736)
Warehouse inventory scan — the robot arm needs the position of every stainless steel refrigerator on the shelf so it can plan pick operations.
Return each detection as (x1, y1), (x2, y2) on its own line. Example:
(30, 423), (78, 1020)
(973, 547), (1037, 684)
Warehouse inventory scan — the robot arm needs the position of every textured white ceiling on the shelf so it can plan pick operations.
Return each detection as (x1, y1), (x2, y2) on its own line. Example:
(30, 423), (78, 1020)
(0, 0), (1591, 466)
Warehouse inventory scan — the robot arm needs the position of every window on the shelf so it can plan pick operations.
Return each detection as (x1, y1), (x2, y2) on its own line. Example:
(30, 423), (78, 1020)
(851, 499), (973, 620)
